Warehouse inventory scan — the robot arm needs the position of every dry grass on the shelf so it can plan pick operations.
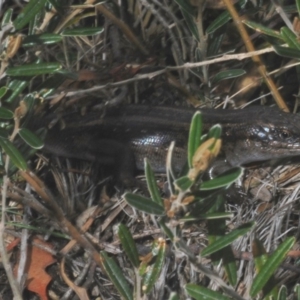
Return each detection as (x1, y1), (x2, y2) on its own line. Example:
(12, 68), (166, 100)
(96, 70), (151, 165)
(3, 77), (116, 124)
(1, 0), (300, 299)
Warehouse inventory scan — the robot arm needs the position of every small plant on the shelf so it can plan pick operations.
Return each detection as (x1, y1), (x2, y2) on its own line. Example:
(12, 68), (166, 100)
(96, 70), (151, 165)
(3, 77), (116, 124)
(95, 111), (295, 299)
(1, 0), (299, 298)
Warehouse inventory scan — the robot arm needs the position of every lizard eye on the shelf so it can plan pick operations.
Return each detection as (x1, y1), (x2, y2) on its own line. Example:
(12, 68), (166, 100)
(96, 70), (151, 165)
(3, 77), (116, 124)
(280, 130), (290, 139)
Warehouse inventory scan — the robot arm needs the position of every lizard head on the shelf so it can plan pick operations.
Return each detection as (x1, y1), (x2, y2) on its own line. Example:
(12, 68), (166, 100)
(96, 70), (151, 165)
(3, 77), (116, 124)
(223, 107), (300, 166)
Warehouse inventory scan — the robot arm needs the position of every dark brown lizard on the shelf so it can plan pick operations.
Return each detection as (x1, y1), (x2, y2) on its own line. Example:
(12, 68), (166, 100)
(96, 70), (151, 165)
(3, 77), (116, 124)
(42, 105), (300, 185)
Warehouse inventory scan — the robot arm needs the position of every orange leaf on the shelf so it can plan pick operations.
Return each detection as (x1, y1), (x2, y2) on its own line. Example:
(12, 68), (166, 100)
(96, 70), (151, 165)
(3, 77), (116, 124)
(14, 238), (56, 300)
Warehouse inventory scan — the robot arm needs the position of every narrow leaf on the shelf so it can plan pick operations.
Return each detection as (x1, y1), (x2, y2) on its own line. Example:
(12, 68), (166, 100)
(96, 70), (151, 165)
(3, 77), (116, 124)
(174, 175), (193, 191)
(188, 112), (202, 168)
(200, 167), (243, 190)
(212, 69), (246, 84)
(273, 45), (300, 59)
(243, 20), (282, 39)
(7, 63), (61, 77)
(23, 94), (36, 112)
(202, 222), (255, 256)
(13, 0), (47, 30)
(252, 237), (278, 299)
(6, 80), (28, 103)
(208, 33), (225, 57)
(0, 108), (13, 119)
(18, 128), (44, 149)
(252, 238), (268, 272)
(278, 286), (287, 300)
(125, 193), (165, 216)
(206, 10), (231, 34)
(181, 212), (233, 222)
(181, 9), (199, 42)
(0, 87), (8, 98)
(144, 159), (163, 206)
(250, 237), (295, 297)
(186, 284), (231, 300)
(281, 27), (300, 50)
(222, 246), (237, 286)
(293, 284), (300, 299)
(118, 224), (140, 268)
(100, 251), (133, 300)
(62, 27), (104, 36)
(207, 124), (222, 140)
(2, 8), (13, 26)
(297, 0), (300, 17)
(23, 33), (62, 46)
(0, 129), (8, 139)
(142, 239), (166, 294)
(159, 220), (174, 241)
(168, 292), (180, 300)
(174, 0), (195, 15)
(0, 138), (27, 170)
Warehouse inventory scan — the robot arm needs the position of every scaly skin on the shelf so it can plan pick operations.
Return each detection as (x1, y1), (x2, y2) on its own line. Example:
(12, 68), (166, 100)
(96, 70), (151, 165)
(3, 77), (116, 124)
(42, 105), (300, 185)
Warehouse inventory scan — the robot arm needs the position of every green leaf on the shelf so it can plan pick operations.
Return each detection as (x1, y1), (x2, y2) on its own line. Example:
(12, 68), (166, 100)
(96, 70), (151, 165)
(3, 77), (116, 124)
(202, 221), (255, 256)
(174, 0), (195, 15)
(6, 80), (28, 103)
(13, 0), (47, 30)
(125, 193), (165, 216)
(0, 87), (8, 99)
(142, 239), (166, 294)
(144, 159), (163, 206)
(252, 238), (269, 274)
(0, 108), (13, 119)
(7, 62), (61, 77)
(18, 128), (44, 149)
(273, 45), (300, 59)
(207, 124), (222, 140)
(174, 175), (193, 191)
(168, 292), (180, 300)
(62, 27), (104, 36)
(2, 8), (13, 26)
(7, 222), (69, 239)
(0, 138), (28, 170)
(207, 33), (225, 57)
(181, 212), (233, 222)
(159, 219), (174, 241)
(188, 112), (202, 168)
(48, 0), (63, 10)
(206, 10), (231, 34)
(250, 237), (295, 297)
(23, 33), (62, 46)
(222, 246), (237, 286)
(166, 163), (176, 196)
(278, 286), (287, 300)
(181, 9), (199, 42)
(200, 167), (243, 190)
(100, 251), (133, 300)
(118, 224), (140, 268)
(23, 94), (36, 112)
(281, 27), (300, 50)
(252, 236), (278, 298)
(0, 129), (9, 139)
(293, 284), (300, 300)
(185, 284), (231, 300)
(212, 69), (246, 84)
(297, 0), (300, 17)
(204, 194), (237, 285)
(243, 20), (282, 39)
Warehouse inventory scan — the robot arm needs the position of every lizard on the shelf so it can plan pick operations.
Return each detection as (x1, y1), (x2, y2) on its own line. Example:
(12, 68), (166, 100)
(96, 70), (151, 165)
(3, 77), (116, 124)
(41, 105), (300, 186)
